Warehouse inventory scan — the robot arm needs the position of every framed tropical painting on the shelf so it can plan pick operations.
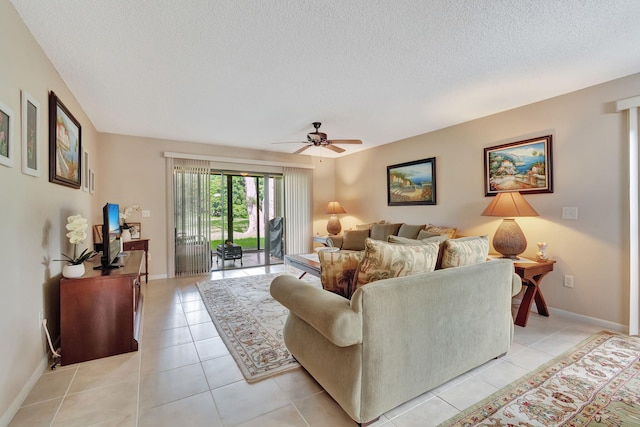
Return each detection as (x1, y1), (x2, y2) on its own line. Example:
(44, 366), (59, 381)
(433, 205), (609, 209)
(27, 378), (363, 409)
(0, 99), (15, 168)
(387, 157), (436, 206)
(49, 91), (82, 189)
(484, 135), (553, 196)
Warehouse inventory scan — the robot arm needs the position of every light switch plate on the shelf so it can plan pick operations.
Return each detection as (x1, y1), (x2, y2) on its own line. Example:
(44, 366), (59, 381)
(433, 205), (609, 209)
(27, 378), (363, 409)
(562, 207), (578, 220)
(142, 210), (151, 218)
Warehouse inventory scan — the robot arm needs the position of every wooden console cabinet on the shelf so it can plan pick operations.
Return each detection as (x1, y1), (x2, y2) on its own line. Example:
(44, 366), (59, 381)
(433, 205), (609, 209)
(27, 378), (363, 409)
(60, 250), (143, 365)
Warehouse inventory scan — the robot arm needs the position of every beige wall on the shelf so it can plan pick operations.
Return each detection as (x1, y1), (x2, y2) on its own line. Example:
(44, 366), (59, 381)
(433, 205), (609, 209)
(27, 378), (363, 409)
(95, 133), (334, 277)
(335, 73), (640, 327)
(0, 1), (99, 422)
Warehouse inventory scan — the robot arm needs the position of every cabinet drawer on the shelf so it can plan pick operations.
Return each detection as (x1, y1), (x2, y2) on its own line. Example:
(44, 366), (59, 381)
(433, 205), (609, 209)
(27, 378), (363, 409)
(124, 240), (146, 251)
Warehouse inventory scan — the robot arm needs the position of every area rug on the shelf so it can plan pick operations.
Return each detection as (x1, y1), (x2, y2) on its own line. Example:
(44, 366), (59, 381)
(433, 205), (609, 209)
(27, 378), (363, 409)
(440, 330), (640, 426)
(196, 272), (320, 383)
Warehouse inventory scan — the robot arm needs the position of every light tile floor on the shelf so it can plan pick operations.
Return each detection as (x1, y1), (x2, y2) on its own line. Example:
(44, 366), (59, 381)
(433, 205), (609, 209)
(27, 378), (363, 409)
(9, 265), (605, 427)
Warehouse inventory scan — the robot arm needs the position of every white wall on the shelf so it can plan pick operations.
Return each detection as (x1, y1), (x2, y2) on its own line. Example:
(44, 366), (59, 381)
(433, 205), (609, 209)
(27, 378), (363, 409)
(335, 73), (640, 327)
(0, 1), (99, 422)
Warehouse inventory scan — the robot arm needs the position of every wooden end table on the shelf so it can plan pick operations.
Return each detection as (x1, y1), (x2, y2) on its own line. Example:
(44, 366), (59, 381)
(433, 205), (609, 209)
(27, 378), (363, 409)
(513, 259), (556, 327)
(285, 254), (321, 279)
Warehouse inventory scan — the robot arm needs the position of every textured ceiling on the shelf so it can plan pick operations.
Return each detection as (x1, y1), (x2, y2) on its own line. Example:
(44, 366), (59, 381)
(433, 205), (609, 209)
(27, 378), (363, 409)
(10, 0), (640, 157)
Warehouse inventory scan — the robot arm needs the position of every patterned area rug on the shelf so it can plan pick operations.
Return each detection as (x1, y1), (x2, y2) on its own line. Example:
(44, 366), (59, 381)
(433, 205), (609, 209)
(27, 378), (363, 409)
(197, 272), (320, 383)
(441, 330), (640, 426)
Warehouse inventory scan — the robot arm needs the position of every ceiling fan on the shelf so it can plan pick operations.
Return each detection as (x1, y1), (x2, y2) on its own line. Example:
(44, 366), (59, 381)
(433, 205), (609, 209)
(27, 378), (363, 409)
(277, 122), (363, 154)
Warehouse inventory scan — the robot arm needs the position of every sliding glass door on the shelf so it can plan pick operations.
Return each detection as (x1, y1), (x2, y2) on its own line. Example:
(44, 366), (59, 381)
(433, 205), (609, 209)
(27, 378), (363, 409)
(210, 171), (284, 270)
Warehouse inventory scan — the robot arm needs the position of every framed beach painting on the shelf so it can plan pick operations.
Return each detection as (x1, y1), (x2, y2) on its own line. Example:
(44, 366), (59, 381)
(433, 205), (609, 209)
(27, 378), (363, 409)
(21, 91), (40, 176)
(0, 99), (15, 168)
(484, 135), (553, 196)
(387, 157), (436, 206)
(49, 91), (82, 189)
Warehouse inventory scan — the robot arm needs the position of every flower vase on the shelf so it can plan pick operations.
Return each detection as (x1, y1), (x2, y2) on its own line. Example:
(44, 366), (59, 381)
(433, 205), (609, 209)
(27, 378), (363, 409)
(121, 228), (132, 242)
(62, 263), (85, 279)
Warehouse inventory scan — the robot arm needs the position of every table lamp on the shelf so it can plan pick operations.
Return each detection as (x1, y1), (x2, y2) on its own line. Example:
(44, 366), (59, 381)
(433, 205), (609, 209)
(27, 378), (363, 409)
(325, 201), (346, 235)
(481, 192), (538, 259)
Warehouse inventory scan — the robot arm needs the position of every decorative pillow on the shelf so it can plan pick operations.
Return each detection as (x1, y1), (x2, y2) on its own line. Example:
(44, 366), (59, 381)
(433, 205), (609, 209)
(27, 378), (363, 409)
(319, 250), (364, 299)
(355, 220), (386, 230)
(353, 238), (440, 294)
(425, 224), (457, 239)
(341, 229), (370, 251)
(388, 234), (447, 245)
(417, 229), (440, 240)
(369, 223), (402, 241)
(396, 224), (426, 239)
(440, 235), (490, 269)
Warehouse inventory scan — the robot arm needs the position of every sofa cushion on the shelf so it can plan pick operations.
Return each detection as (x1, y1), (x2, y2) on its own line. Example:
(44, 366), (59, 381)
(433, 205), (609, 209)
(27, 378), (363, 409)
(388, 234), (449, 269)
(396, 224), (425, 239)
(353, 238), (440, 294)
(369, 223), (402, 241)
(416, 229), (441, 240)
(319, 250), (364, 298)
(355, 220), (386, 230)
(440, 235), (490, 268)
(340, 229), (370, 251)
(424, 224), (457, 238)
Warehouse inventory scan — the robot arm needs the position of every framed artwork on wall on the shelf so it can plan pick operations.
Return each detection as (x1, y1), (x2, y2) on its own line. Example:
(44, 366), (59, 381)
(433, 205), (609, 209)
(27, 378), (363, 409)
(387, 157), (437, 206)
(82, 149), (89, 192)
(0, 99), (15, 168)
(484, 135), (553, 196)
(49, 91), (82, 188)
(21, 90), (40, 176)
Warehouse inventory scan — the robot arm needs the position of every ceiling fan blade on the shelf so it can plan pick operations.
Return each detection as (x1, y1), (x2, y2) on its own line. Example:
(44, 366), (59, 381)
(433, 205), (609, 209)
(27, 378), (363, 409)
(328, 139), (362, 144)
(325, 144), (345, 153)
(294, 145), (312, 154)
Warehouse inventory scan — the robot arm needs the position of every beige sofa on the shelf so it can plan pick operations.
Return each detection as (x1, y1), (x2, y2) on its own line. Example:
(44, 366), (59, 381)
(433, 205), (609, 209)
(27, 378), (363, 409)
(270, 259), (521, 426)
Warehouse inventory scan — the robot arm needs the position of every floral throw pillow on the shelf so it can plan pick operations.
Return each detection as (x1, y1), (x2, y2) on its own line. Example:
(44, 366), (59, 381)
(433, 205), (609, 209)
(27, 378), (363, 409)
(440, 235), (490, 268)
(353, 238), (440, 295)
(319, 250), (364, 299)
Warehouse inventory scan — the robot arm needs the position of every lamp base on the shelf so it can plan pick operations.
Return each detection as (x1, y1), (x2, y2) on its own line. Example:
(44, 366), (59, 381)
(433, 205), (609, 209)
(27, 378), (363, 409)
(326, 215), (342, 235)
(492, 218), (527, 259)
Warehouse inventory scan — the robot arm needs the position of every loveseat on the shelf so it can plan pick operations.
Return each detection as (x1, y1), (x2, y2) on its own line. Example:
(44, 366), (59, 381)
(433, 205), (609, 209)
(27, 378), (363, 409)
(271, 258), (521, 425)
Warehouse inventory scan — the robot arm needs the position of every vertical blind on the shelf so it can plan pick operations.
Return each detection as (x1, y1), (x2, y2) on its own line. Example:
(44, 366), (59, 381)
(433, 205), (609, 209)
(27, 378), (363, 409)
(283, 167), (313, 254)
(173, 159), (212, 275)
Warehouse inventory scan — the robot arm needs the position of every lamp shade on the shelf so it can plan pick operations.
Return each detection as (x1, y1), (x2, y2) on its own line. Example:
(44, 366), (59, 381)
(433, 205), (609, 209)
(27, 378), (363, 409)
(324, 201), (346, 215)
(481, 192), (538, 217)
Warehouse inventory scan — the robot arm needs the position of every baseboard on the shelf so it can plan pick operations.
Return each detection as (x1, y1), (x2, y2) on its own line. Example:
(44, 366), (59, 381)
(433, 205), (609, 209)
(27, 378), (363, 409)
(148, 274), (167, 281)
(0, 355), (47, 426)
(547, 306), (627, 334)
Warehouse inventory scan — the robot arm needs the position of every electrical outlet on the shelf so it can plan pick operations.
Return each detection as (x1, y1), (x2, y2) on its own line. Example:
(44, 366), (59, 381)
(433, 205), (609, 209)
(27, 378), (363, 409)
(562, 207), (578, 220)
(142, 210), (151, 218)
(38, 312), (43, 330)
(564, 275), (574, 288)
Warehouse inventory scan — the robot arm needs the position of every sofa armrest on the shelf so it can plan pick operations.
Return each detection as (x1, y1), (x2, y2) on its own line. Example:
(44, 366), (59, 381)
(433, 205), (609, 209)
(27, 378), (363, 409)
(270, 275), (362, 347)
(512, 272), (522, 297)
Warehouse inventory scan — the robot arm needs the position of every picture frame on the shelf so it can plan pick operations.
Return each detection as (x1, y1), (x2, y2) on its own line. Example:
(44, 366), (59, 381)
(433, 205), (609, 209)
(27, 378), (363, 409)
(49, 91), (81, 188)
(484, 135), (553, 196)
(21, 90), (40, 176)
(387, 157), (436, 206)
(82, 149), (89, 192)
(89, 169), (95, 194)
(93, 224), (103, 244)
(127, 222), (141, 239)
(0, 99), (15, 168)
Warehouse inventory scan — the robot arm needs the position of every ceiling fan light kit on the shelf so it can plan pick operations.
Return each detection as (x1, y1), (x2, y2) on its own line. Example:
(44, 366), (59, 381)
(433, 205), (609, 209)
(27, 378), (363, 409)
(283, 122), (363, 154)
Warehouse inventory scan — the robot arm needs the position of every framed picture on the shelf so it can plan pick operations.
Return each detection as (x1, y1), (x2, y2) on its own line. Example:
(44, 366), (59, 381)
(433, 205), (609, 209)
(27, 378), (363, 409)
(89, 169), (95, 194)
(484, 135), (553, 196)
(127, 222), (141, 239)
(0, 99), (15, 168)
(82, 150), (89, 192)
(21, 91), (40, 176)
(49, 91), (81, 188)
(93, 224), (103, 244)
(387, 157), (436, 206)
